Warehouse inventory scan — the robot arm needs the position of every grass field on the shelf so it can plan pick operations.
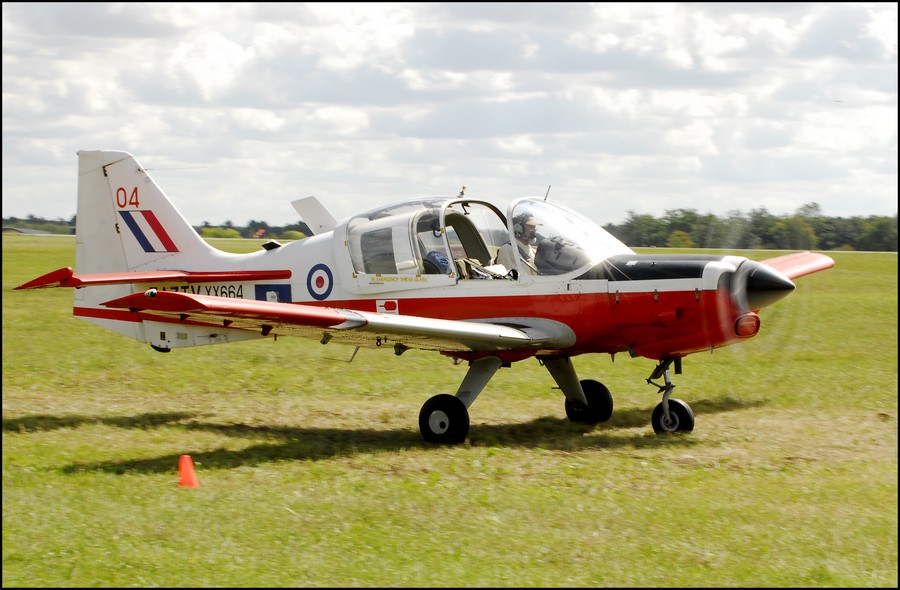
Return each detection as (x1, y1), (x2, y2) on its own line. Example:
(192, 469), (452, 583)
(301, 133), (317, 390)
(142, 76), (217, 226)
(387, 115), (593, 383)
(2, 235), (897, 587)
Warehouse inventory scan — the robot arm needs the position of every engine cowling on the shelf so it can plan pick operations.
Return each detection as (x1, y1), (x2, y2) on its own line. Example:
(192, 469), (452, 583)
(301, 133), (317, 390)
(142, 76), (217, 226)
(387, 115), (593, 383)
(600, 254), (796, 359)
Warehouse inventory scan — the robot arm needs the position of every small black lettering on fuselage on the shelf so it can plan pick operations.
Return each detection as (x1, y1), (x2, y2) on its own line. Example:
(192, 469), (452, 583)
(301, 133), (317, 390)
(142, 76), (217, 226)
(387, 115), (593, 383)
(157, 284), (244, 297)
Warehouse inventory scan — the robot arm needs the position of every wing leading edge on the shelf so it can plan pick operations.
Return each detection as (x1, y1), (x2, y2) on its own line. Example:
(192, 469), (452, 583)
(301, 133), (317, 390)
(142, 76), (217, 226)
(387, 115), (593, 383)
(101, 290), (574, 354)
(759, 251), (834, 280)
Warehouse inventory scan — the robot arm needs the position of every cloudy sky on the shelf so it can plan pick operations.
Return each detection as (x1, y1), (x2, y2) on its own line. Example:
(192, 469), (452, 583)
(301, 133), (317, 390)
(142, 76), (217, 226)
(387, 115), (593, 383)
(2, 2), (897, 228)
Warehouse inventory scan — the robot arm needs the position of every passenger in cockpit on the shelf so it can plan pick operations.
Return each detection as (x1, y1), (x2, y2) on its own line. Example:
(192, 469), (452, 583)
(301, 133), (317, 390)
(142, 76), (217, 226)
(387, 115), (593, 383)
(495, 212), (540, 275)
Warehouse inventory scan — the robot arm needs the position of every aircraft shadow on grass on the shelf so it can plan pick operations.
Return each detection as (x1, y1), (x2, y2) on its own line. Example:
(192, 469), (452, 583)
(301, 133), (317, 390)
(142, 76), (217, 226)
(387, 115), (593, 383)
(4, 397), (766, 475)
(2, 411), (197, 433)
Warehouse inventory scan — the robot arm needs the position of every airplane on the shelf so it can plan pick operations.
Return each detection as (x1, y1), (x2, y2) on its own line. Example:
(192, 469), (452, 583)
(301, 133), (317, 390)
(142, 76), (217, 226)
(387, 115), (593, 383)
(15, 150), (835, 444)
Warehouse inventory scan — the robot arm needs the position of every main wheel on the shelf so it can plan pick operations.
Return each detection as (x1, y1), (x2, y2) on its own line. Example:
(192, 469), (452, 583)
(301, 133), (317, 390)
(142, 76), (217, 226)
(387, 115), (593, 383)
(419, 394), (470, 444)
(565, 379), (614, 424)
(651, 398), (694, 433)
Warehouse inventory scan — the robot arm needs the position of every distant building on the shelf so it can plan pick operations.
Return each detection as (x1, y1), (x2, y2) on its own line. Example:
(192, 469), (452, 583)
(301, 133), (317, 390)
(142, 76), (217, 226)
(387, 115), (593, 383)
(2, 227), (71, 235)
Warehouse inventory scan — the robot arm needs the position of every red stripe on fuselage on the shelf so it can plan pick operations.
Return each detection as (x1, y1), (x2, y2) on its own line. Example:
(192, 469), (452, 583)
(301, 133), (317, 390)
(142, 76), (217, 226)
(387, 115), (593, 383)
(74, 286), (751, 358)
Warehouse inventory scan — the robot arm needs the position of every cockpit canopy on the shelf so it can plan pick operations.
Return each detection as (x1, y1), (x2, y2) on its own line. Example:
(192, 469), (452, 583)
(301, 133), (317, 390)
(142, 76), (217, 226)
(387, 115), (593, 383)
(343, 196), (633, 279)
(507, 198), (634, 275)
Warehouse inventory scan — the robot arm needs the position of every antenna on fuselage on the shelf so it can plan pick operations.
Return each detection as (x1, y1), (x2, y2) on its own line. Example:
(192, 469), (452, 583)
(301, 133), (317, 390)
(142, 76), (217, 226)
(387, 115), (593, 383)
(544, 185), (551, 201)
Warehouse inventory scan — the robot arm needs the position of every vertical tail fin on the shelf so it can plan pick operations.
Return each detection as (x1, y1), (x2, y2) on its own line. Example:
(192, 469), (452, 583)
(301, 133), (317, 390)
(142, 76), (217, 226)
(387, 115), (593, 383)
(73, 151), (223, 343)
(75, 150), (218, 274)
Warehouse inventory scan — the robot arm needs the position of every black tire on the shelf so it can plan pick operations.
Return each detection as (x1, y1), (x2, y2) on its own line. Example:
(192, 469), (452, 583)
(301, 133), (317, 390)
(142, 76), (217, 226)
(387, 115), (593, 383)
(565, 379), (613, 424)
(419, 394), (470, 444)
(651, 398), (695, 434)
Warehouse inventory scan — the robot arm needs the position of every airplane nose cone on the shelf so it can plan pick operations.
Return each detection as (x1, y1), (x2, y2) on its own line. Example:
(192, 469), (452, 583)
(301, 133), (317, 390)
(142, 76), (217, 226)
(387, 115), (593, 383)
(735, 260), (796, 311)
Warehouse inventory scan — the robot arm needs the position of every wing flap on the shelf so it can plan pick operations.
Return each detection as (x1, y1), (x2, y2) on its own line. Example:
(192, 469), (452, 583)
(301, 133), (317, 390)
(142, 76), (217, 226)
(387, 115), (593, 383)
(15, 267), (292, 290)
(759, 251), (835, 280)
(101, 290), (565, 353)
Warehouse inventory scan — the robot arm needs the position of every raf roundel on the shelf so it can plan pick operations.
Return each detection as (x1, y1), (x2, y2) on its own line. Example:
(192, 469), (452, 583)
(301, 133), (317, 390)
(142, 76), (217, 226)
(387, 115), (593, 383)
(306, 263), (333, 301)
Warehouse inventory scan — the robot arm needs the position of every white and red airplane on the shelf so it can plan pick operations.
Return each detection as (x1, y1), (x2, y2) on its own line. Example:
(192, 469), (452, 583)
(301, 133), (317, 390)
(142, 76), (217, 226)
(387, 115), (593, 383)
(16, 150), (835, 444)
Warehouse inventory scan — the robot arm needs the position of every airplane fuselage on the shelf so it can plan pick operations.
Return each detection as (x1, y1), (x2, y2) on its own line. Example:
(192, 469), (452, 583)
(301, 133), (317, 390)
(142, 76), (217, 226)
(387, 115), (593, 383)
(70, 204), (769, 363)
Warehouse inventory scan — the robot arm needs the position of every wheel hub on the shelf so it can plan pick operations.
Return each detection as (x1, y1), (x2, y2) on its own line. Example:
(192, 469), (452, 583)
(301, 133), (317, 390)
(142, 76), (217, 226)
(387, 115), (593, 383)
(427, 410), (450, 434)
(661, 413), (679, 431)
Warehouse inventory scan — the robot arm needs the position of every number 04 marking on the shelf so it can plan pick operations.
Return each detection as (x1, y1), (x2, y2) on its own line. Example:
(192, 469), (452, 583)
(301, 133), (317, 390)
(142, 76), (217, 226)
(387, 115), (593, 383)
(116, 187), (141, 208)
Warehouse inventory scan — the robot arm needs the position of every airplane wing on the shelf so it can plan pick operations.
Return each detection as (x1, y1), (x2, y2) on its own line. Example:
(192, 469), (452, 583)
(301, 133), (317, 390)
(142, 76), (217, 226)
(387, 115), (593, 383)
(759, 251), (834, 280)
(14, 267), (292, 290)
(101, 290), (574, 353)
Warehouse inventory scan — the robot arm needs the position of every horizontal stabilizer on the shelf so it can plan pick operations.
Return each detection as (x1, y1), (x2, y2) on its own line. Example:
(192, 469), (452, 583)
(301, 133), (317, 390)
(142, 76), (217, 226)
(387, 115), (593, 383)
(15, 267), (292, 290)
(759, 251), (835, 280)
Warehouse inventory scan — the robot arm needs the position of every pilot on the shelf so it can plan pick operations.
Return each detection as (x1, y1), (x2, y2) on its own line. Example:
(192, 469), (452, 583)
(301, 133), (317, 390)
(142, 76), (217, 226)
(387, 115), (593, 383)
(495, 212), (540, 275)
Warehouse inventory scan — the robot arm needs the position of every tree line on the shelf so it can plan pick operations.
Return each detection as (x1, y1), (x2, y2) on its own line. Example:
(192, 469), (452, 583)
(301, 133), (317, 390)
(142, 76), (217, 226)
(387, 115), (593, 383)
(602, 203), (897, 251)
(4, 202), (897, 252)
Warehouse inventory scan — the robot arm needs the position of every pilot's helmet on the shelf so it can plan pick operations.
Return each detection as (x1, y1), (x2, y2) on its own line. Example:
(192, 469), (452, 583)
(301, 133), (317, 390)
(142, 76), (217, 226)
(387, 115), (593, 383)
(513, 212), (540, 238)
(423, 250), (450, 274)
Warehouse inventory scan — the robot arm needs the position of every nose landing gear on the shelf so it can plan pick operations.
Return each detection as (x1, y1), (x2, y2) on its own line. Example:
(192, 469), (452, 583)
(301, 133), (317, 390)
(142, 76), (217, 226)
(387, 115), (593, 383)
(647, 358), (694, 434)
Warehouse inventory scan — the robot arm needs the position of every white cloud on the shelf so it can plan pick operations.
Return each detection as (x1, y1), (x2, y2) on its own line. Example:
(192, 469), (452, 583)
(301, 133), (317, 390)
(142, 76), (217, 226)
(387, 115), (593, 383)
(231, 108), (286, 133)
(167, 32), (255, 101)
(301, 3), (417, 72)
(865, 5), (898, 58)
(1, 2), (896, 228)
(663, 122), (719, 157)
(307, 106), (370, 135)
(494, 136), (544, 156)
(397, 69), (469, 91)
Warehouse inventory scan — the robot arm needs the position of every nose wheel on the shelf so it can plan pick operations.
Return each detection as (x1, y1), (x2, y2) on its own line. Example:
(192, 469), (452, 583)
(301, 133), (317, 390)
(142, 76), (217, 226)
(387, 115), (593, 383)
(651, 398), (694, 433)
(647, 358), (694, 434)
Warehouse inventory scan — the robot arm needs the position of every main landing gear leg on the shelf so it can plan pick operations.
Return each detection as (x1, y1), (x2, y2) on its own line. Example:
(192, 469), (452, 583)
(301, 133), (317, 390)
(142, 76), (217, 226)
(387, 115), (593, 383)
(418, 356), (503, 445)
(647, 358), (694, 434)
(540, 356), (614, 424)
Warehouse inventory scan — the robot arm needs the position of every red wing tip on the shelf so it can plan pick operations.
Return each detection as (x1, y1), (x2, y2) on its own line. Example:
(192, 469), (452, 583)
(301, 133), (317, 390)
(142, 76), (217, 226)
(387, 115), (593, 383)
(14, 267), (76, 289)
(761, 251), (835, 279)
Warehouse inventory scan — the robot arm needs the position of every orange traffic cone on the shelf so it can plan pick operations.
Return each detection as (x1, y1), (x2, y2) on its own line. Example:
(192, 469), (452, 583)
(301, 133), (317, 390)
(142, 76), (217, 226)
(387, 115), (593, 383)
(178, 454), (200, 488)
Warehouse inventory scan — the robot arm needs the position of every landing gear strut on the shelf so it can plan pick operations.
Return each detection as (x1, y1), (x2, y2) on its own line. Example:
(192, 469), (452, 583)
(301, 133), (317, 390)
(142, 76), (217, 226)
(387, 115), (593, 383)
(647, 358), (694, 434)
(540, 356), (613, 425)
(418, 356), (502, 444)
